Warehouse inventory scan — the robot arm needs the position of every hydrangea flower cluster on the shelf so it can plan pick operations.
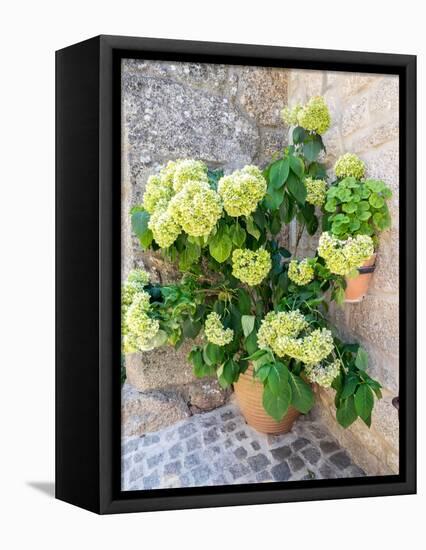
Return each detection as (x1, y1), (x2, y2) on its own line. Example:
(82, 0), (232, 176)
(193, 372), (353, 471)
(288, 259), (315, 286)
(281, 104), (303, 126)
(121, 269), (151, 329)
(305, 177), (327, 207)
(123, 291), (160, 352)
(304, 359), (341, 388)
(231, 248), (271, 286)
(218, 165), (267, 217)
(318, 232), (374, 276)
(204, 312), (234, 346)
(168, 180), (222, 237)
(143, 159), (224, 247)
(281, 97), (331, 134)
(257, 310), (334, 365)
(334, 153), (365, 180)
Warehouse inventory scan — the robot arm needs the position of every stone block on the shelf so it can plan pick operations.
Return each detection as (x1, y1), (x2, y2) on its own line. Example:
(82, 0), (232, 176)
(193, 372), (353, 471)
(237, 66), (288, 125)
(121, 383), (189, 437)
(347, 295), (399, 356)
(342, 95), (368, 136)
(369, 76), (399, 115)
(122, 73), (259, 166)
(352, 117), (399, 153)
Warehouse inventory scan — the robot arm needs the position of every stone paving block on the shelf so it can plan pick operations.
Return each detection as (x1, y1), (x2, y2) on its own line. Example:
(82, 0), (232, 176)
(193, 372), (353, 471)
(192, 464), (212, 485)
(251, 441), (261, 451)
(320, 440), (340, 454)
(292, 437), (310, 452)
(147, 452), (164, 469)
(329, 451), (352, 470)
(169, 442), (183, 459)
(288, 455), (305, 473)
(178, 423), (197, 439)
(271, 461), (291, 481)
(184, 453), (201, 469)
(142, 433), (160, 447)
(186, 435), (202, 452)
(228, 463), (251, 480)
(271, 445), (292, 461)
(256, 470), (274, 482)
(235, 430), (248, 441)
(234, 446), (248, 460)
(301, 446), (321, 465)
(142, 471), (160, 489)
(247, 454), (271, 473)
(164, 460), (182, 476)
(203, 427), (220, 445)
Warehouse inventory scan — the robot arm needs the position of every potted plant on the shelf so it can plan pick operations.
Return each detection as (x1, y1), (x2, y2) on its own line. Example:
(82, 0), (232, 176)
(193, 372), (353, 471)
(123, 96), (384, 434)
(322, 153), (392, 302)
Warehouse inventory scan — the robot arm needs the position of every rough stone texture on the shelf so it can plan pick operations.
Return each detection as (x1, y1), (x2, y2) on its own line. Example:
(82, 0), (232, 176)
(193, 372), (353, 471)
(288, 70), (399, 475)
(121, 383), (190, 437)
(122, 401), (366, 490)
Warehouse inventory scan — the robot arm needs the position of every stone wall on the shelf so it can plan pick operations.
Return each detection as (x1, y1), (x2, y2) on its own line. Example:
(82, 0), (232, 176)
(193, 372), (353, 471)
(121, 59), (289, 436)
(287, 69), (399, 475)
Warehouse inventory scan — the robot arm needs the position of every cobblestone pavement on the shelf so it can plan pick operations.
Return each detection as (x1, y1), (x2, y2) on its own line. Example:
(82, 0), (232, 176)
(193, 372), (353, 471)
(122, 401), (366, 490)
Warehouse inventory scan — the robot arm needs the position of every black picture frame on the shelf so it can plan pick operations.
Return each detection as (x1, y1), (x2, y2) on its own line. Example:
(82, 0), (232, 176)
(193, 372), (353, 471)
(56, 34), (416, 514)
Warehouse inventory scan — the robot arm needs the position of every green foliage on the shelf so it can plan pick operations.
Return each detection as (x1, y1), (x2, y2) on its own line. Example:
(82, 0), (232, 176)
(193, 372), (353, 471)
(324, 177), (392, 241)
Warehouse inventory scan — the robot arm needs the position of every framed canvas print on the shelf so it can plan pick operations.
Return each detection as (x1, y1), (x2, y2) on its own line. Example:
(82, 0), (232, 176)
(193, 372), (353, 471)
(56, 35), (416, 514)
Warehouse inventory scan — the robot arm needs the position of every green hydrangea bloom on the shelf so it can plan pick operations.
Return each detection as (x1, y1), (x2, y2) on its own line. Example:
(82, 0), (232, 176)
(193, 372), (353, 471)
(257, 310), (334, 365)
(317, 232), (374, 276)
(148, 205), (181, 248)
(288, 259), (315, 286)
(168, 180), (222, 237)
(304, 359), (341, 388)
(334, 153), (365, 180)
(204, 312), (234, 346)
(231, 248), (271, 286)
(257, 310), (308, 352)
(121, 270), (151, 335)
(127, 268), (150, 288)
(281, 104), (303, 126)
(124, 292), (160, 351)
(305, 177), (327, 207)
(142, 175), (174, 214)
(218, 165), (267, 217)
(297, 96), (331, 134)
(171, 159), (208, 192)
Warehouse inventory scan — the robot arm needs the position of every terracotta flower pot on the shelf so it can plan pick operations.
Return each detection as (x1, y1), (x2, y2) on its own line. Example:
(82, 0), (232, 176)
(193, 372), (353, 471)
(345, 254), (376, 303)
(234, 364), (300, 435)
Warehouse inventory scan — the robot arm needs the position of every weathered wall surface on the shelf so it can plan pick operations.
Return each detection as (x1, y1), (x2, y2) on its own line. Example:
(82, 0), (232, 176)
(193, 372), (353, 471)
(287, 70), (399, 475)
(121, 59), (289, 435)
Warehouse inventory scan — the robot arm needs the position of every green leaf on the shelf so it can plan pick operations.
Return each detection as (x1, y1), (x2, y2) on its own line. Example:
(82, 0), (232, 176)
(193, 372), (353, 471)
(324, 199), (337, 213)
(131, 210), (153, 249)
(190, 348), (215, 378)
(287, 171), (306, 205)
(365, 179), (386, 193)
(263, 383), (291, 421)
(342, 202), (358, 214)
(243, 348), (267, 362)
(289, 155), (304, 178)
(267, 362), (289, 396)
(341, 373), (359, 399)
(209, 231), (232, 263)
(182, 317), (202, 339)
(369, 193), (385, 209)
(241, 315), (256, 337)
(244, 329), (258, 355)
(203, 343), (225, 366)
(231, 222), (246, 247)
(179, 241), (201, 270)
(218, 359), (239, 388)
(237, 288), (251, 315)
(355, 347), (369, 370)
(293, 126), (307, 144)
(255, 363), (272, 382)
(264, 185), (285, 210)
(245, 216), (261, 240)
(270, 158), (290, 189)
(289, 372), (315, 413)
(269, 210), (282, 235)
(336, 396), (358, 428)
(303, 137), (322, 163)
(280, 192), (296, 223)
(354, 383), (374, 422)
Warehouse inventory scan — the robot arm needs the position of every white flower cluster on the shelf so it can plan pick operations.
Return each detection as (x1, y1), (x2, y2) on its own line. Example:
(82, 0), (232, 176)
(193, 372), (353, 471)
(317, 232), (374, 276)
(204, 312), (234, 346)
(217, 165), (267, 217)
(304, 359), (341, 388)
(142, 159), (223, 248)
(257, 310), (334, 366)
